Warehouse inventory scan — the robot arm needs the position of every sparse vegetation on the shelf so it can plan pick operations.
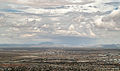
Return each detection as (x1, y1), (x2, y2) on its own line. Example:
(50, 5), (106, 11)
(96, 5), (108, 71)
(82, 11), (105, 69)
(0, 48), (120, 71)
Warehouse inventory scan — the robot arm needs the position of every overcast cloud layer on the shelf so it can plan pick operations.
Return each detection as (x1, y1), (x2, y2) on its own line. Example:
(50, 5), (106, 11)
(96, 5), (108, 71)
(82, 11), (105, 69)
(0, 0), (120, 46)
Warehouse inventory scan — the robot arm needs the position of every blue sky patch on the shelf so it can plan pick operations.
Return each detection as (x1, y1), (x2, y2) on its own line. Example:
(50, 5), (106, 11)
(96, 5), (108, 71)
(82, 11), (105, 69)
(0, 9), (22, 13)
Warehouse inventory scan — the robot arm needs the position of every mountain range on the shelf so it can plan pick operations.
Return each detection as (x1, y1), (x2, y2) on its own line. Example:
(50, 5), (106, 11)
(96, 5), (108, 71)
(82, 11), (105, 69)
(0, 43), (119, 49)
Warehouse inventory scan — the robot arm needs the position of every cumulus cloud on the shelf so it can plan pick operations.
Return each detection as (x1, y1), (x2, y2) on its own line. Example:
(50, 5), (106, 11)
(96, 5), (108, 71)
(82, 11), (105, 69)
(94, 6), (120, 31)
(21, 34), (36, 37)
(0, 0), (120, 45)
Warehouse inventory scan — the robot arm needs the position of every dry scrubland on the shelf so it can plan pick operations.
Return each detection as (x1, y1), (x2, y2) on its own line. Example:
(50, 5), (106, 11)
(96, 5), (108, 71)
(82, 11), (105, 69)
(0, 48), (120, 71)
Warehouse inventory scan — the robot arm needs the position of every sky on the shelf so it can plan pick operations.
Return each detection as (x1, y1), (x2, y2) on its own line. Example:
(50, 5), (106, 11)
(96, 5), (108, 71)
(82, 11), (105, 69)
(0, 0), (120, 46)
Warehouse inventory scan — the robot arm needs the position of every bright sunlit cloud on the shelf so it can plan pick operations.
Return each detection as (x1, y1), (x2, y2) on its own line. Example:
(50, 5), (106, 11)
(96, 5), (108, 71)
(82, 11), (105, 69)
(0, 0), (120, 46)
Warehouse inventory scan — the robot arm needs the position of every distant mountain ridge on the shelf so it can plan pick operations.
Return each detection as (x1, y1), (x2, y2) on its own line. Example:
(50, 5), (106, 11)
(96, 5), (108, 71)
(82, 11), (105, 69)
(0, 42), (64, 48)
(0, 43), (119, 49)
(93, 44), (120, 49)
